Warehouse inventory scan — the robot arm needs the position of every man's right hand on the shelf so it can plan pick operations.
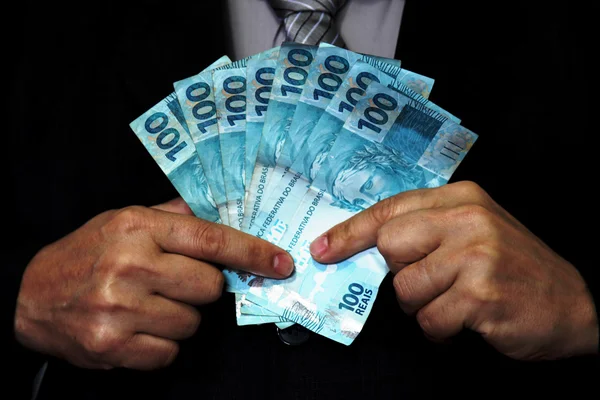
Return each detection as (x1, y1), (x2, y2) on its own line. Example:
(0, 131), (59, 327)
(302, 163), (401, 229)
(14, 198), (294, 370)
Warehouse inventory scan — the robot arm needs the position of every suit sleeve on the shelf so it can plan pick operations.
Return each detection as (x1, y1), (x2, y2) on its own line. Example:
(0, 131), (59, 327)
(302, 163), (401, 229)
(578, 265), (600, 352)
(3, 252), (48, 399)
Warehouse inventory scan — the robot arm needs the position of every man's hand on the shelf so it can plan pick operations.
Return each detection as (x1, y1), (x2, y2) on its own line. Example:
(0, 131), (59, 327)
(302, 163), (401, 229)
(15, 198), (293, 370)
(310, 181), (598, 360)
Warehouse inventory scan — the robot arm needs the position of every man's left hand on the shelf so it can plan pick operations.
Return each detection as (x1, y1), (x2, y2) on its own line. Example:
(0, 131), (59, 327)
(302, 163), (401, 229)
(309, 181), (598, 360)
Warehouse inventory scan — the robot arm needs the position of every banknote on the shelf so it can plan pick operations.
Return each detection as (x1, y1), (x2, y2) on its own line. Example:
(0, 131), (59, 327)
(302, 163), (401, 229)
(236, 293), (280, 316)
(235, 294), (295, 328)
(242, 42), (318, 232)
(236, 316), (287, 326)
(243, 81), (478, 345)
(173, 56), (232, 225)
(249, 60), (445, 241)
(245, 47), (280, 199)
(130, 93), (221, 223)
(213, 64), (250, 230)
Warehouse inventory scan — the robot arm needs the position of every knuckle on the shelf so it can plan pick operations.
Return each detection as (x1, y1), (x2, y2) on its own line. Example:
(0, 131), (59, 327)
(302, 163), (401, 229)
(467, 281), (501, 305)
(334, 221), (356, 244)
(101, 206), (148, 237)
(370, 197), (398, 226)
(416, 307), (438, 337)
(476, 320), (497, 338)
(418, 258), (441, 293)
(192, 223), (227, 259)
(95, 249), (140, 279)
(376, 226), (395, 259)
(393, 272), (415, 305)
(161, 343), (180, 368)
(175, 307), (202, 338)
(453, 204), (495, 228)
(461, 243), (500, 272)
(89, 285), (129, 315)
(186, 310), (202, 336)
(81, 322), (123, 359)
(451, 181), (490, 204)
(206, 272), (225, 302)
(460, 271), (501, 305)
(328, 218), (355, 244)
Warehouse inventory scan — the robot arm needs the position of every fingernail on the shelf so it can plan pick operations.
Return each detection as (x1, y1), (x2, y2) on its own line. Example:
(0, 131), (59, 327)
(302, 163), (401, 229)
(273, 253), (294, 277)
(310, 235), (328, 258)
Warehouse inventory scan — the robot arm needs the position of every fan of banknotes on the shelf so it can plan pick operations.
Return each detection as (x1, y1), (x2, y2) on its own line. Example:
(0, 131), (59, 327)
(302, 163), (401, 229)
(130, 42), (478, 346)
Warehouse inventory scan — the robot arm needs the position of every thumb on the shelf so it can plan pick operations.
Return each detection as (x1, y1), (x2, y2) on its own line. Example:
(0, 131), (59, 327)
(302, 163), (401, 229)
(151, 197), (193, 215)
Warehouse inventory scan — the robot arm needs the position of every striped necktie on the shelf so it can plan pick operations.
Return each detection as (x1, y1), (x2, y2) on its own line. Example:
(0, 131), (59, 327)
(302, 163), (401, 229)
(268, 0), (347, 47)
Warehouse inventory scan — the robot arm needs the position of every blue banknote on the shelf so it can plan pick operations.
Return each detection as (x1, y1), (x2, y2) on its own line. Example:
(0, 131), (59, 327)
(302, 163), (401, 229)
(249, 60), (446, 241)
(242, 42), (318, 232)
(130, 94), (221, 223)
(213, 65), (250, 230)
(236, 294), (294, 328)
(235, 293), (294, 328)
(245, 47), (280, 198)
(173, 56), (232, 225)
(236, 293), (280, 316)
(236, 315), (289, 326)
(243, 81), (478, 345)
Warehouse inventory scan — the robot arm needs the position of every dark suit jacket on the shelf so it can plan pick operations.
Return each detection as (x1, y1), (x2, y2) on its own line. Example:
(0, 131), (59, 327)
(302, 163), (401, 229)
(7, 1), (598, 399)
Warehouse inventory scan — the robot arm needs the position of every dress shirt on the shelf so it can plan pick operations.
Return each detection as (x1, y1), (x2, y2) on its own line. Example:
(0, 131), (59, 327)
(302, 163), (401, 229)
(226, 0), (406, 59)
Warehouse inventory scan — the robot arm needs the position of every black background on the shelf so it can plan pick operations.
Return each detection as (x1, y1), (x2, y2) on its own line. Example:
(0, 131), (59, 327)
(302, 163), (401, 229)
(7, 1), (599, 399)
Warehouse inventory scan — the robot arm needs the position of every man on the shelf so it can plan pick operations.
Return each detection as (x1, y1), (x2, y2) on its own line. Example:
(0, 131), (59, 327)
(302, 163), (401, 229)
(7, 1), (598, 399)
